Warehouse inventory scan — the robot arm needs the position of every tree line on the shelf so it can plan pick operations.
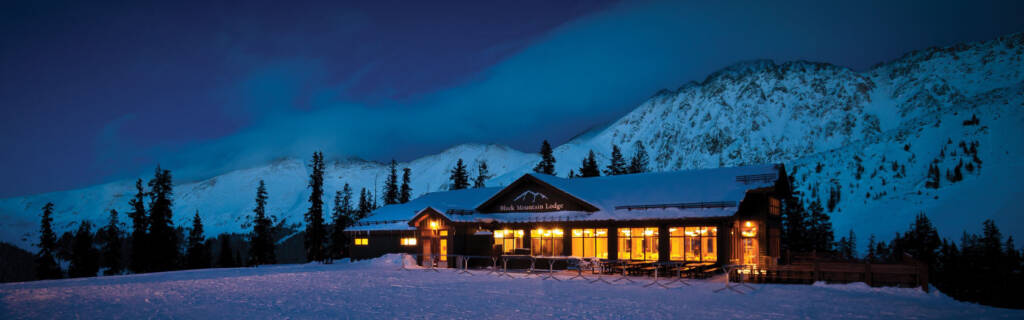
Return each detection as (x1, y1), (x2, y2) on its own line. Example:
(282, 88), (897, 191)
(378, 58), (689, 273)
(32, 151), (409, 280)
(781, 177), (1023, 309)
(445, 139), (651, 189)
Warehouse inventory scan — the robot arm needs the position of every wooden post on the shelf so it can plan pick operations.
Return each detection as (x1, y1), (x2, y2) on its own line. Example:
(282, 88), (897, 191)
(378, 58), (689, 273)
(865, 262), (873, 287)
(919, 261), (929, 293)
(813, 259), (821, 282)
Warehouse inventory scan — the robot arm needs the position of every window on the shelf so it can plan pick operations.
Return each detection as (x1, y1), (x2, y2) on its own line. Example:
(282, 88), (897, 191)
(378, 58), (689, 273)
(571, 228), (608, 259)
(530, 228), (564, 256)
(617, 227), (658, 261)
(669, 226), (717, 262)
(769, 197), (781, 216)
(400, 237), (417, 246)
(493, 229), (525, 253)
(355, 238), (368, 246)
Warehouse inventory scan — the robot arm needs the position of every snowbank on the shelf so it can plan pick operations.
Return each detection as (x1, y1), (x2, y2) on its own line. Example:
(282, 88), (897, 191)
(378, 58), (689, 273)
(2, 255), (1020, 319)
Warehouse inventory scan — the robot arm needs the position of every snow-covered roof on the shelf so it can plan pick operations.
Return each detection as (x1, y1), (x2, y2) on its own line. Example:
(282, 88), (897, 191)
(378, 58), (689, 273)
(348, 164), (783, 231)
(524, 163), (782, 211)
(347, 187), (501, 231)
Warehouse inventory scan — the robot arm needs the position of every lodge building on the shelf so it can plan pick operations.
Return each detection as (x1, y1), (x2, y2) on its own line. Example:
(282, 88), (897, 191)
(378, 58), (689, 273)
(345, 164), (790, 269)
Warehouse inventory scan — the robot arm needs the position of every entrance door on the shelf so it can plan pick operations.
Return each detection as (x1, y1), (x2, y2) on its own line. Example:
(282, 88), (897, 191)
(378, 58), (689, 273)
(422, 238), (432, 266)
(742, 238), (758, 265)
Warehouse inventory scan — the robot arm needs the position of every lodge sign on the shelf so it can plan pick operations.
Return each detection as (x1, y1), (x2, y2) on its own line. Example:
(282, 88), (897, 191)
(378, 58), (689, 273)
(497, 190), (565, 212)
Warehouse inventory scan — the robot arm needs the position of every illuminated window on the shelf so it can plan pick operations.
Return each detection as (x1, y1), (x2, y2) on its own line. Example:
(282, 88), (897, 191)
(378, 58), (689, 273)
(355, 238), (368, 246)
(400, 237), (417, 246)
(669, 226), (717, 262)
(530, 228), (564, 256)
(741, 221), (758, 237)
(493, 229), (525, 253)
(571, 228), (608, 259)
(617, 227), (658, 261)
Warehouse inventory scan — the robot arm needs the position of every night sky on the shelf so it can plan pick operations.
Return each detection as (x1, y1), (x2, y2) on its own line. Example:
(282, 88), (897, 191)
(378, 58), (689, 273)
(2, 0), (1022, 198)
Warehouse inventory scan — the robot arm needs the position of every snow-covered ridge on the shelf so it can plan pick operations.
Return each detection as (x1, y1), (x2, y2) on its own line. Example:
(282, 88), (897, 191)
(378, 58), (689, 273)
(2, 33), (1022, 251)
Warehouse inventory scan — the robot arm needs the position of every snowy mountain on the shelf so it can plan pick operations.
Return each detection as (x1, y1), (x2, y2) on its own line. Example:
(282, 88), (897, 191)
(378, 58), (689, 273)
(2, 33), (1022, 252)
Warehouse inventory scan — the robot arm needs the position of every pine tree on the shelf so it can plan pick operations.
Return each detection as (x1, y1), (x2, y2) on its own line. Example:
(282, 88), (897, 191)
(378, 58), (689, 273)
(185, 211), (210, 269)
(449, 158), (470, 190)
(781, 196), (809, 252)
(578, 150), (601, 177)
(357, 188), (371, 219)
(532, 140), (556, 175)
(400, 168), (413, 203)
(68, 221), (99, 278)
(147, 165), (179, 271)
(304, 151), (327, 262)
(217, 234), (236, 268)
(806, 200), (834, 253)
(329, 189), (354, 259)
(473, 161), (490, 189)
(604, 144), (627, 176)
(628, 141), (649, 174)
(100, 209), (123, 275)
(127, 179), (148, 273)
(981, 219), (1003, 269)
(846, 230), (857, 259)
(249, 180), (276, 266)
(383, 159), (399, 205)
(866, 234), (877, 262)
(903, 213), (940, 267)
(34, 202), (62, 280)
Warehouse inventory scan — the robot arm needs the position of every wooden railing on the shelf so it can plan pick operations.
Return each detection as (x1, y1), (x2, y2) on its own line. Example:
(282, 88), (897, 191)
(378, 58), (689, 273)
(732, 253), (929, 292)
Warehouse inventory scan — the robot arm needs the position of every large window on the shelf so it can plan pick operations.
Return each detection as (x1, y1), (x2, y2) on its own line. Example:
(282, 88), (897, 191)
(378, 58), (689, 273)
(669, 226), (717, 262)
(493, 229), (524, 253)
(571, 228), (608, 259)
(530, 228), (564, 256)
(618, 228), (658, 261)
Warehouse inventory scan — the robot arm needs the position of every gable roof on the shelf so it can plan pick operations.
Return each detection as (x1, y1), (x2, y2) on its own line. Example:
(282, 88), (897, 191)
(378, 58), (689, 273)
(474, 174), (600, 212)
(347, 187), (500, 232)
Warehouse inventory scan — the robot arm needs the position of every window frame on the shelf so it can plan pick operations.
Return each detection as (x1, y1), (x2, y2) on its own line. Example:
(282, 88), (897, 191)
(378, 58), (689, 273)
(571, 228), (609, 259)
(617, 227), (659, 261)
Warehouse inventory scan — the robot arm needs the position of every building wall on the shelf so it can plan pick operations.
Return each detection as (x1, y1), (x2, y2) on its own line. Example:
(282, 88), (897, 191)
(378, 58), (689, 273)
(347, 231), (416, 261)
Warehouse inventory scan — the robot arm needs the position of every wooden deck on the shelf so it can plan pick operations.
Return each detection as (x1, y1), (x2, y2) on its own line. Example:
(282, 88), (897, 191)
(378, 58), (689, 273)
(730, 255), (929, 291)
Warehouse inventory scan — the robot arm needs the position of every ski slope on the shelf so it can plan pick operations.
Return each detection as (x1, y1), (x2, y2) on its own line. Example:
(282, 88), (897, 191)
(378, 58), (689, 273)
(1, 255), (1019, 319)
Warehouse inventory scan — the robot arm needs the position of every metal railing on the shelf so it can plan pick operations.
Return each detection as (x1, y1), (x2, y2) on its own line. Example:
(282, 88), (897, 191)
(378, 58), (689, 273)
(392, 253), (739, 290)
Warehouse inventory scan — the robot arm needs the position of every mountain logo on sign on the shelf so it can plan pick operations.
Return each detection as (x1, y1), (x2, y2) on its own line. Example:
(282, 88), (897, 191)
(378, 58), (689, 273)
(513, 190), (548, 203)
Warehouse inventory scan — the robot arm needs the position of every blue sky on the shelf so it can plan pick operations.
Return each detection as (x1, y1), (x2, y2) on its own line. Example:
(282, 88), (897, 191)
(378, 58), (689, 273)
(1, 0), (1022, 197)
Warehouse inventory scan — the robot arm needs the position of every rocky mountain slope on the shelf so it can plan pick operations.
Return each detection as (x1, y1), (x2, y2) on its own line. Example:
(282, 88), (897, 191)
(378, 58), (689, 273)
(2, 33), (1021, 252)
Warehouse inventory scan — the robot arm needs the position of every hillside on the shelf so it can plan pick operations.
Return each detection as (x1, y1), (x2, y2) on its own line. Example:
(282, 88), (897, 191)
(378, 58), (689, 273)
(1, 33), (1021, 252)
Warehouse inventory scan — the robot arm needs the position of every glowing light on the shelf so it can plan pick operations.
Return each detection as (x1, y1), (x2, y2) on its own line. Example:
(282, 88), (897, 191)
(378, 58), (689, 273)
(401, 237), (417, 246)
(355, 238), (368, 246)
(429, 221), (438, 230)
(553, 229), (564, 236)
(644, 229), (654, 236)
(744, 221), (753, 227)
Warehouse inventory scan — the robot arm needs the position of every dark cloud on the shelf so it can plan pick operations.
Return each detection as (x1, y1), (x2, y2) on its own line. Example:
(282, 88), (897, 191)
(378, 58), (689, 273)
(2, 0), (1022, 197)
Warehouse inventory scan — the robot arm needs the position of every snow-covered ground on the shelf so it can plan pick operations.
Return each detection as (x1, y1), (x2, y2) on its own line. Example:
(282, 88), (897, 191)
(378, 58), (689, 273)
(1, 255), (1019, 319)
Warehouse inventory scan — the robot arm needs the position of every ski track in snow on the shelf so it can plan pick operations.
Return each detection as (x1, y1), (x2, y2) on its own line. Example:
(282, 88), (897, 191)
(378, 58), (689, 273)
(1, 255), (1019, 319)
